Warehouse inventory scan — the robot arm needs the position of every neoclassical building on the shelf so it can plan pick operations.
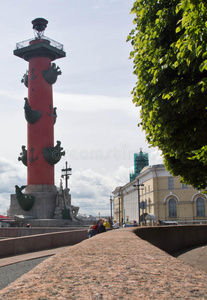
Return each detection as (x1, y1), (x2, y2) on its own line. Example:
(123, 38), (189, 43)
(112, 164), (207, 225)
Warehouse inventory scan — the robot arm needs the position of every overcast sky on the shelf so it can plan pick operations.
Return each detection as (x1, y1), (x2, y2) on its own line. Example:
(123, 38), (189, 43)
(0, 0), (163, 217)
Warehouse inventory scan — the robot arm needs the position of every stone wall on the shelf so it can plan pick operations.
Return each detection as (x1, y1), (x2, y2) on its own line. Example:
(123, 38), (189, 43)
(134, 224), (207, 254)
(0, 227), (207, 299)
(0, 227), (87, 237)
(0, 229), (88, 257)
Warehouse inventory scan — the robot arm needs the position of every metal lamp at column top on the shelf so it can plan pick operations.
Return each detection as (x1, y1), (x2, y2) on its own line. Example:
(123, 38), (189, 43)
(32, 18), (48, 39)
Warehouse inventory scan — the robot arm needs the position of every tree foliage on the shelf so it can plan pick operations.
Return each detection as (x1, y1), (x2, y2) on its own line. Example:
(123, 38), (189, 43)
(128, 0), (207, 190)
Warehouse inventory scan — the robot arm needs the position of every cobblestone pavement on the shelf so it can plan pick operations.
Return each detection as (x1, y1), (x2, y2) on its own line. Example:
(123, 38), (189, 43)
(0, 228), (207, 299)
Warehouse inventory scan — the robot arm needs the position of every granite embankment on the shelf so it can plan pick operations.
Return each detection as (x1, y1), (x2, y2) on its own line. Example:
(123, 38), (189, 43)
(0, 228), (207, 299)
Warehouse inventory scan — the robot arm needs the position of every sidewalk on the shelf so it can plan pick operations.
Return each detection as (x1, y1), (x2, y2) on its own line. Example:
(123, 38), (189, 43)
(0, 246), (69, 267)
(173, 244), (207, 273)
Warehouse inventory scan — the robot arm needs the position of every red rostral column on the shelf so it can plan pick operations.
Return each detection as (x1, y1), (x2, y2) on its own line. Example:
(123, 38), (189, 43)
(14, 18), (66, 187)
(28, 54), (54, 184)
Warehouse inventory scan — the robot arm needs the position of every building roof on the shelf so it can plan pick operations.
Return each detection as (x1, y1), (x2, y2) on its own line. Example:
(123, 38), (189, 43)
(112, 164), (168, 196)
(0, 215), (13, 221)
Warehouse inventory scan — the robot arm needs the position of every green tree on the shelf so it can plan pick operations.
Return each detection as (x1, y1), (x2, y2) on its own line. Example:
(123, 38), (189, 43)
(128, 0), (207, 190)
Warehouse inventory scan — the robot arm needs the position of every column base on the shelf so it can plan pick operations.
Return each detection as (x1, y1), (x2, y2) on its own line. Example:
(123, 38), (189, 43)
(9, 185), (57, 219)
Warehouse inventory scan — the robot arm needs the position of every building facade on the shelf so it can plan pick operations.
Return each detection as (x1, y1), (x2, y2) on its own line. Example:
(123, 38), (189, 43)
(112, 164), (207, 225)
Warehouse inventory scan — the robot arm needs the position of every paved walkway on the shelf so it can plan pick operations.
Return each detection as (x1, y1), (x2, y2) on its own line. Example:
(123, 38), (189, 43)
(0, 247), (71, 290)
(0, 246), (69, 267)
(0, 257), (48, 290)
(0, 229), (207, 299)
(173, 244), (207, 273)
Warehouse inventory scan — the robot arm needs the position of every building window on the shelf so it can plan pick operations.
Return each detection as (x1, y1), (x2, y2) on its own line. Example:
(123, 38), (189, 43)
(168, 177), (174, 190)
(148, 198), (151, 213)
(196, 197), (205, 217)
(168, 198), (177, 217)
(182, 183), (188, 189)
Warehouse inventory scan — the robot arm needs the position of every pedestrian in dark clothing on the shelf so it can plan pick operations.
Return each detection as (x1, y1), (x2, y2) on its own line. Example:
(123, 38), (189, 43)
(98, 221), (106, 233)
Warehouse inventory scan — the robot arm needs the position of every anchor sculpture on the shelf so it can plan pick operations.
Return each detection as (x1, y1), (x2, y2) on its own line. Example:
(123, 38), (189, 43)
(47, 104), (57, 124)
(29, 147), (38, 163)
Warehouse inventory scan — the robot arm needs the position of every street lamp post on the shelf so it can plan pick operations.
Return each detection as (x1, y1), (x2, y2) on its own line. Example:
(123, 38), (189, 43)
(118, 190), (121, 227)
(133, 180), (144, 226)
(110, 195), (113, 222)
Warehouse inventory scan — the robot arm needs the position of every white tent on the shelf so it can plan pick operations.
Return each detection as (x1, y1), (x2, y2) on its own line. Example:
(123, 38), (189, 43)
(145, 213), (156, 221)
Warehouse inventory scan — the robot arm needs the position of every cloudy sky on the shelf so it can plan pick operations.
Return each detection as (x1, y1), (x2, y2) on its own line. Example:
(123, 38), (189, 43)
(0, 0), (163, 217)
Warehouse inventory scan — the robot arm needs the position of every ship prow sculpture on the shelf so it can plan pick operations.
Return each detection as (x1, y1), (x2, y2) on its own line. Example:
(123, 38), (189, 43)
(9, 18), (79, 226)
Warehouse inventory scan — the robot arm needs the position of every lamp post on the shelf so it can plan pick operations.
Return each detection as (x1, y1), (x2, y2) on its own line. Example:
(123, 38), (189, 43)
(133, 180), (144, 225)
(61, 161), (72, 189)
(118, 190), (121, 227)
(110, 195), (113, 222)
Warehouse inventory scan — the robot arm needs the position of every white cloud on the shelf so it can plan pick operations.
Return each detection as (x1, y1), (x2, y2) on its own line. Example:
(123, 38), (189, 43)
(93, 0), (105, 10)
(69, 165), (132, 216)
(0, 90), (24, 102)
(149, 149), (164, 165)
(0, 194), (10, 215)
(54, 92), (139, 115)
(0, 158), (26, 189)
(0, 158), (27, 214)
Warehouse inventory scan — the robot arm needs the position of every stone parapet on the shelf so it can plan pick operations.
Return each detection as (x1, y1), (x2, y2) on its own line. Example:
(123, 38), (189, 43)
(0, 227), (88, 238)
(0, 229), (88, 257)
(0, 227), (207, 299)
(135, 224), (207, 254)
